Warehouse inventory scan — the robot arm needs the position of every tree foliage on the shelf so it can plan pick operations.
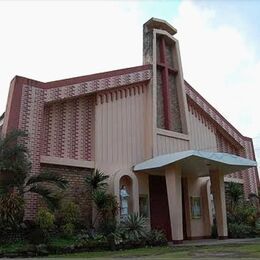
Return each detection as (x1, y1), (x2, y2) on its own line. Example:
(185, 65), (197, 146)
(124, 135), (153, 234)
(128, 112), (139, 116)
(85, 169), (118, 229)
(226, 182), (244, 212)
(85, 169), (109, 192)
(0, 129), (68, 228)
(226, 182), (258, 238)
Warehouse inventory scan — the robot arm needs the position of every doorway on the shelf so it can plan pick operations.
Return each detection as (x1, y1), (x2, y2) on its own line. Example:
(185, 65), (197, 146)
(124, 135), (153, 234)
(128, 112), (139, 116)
(149, 175), (172, 240)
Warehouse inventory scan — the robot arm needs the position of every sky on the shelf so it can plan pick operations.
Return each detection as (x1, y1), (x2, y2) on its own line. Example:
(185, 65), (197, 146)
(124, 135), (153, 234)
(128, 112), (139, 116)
(0, 0), (260, 167)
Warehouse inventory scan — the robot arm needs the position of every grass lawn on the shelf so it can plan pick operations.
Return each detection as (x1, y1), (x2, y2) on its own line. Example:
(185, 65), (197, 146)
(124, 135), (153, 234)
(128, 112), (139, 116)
(50, 242), (260, 259)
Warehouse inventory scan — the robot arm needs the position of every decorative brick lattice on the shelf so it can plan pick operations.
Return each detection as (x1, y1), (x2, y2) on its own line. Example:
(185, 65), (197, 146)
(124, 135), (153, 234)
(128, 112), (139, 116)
(19, 85), (45, 219)
(242, 140), (259, 195)
(216, 131), (243, 180)
(44, 69), (152, 103)
(41, 95), (94, 161)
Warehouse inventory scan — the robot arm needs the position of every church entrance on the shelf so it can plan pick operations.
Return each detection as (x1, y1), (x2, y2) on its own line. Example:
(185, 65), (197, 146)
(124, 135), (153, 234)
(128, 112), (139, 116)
(149, 175), (172, 240)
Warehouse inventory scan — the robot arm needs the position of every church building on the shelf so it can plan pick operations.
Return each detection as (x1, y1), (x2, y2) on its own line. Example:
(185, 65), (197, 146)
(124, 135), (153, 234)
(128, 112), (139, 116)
(1, 18), (259, 243)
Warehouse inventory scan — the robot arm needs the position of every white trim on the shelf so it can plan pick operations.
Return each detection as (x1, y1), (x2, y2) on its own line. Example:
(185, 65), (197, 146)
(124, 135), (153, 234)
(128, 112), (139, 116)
(40, 155), (95, 168)
(157, 128), (190, 141)
(224, 177), (244, 184)
(153, 29), (177, 42)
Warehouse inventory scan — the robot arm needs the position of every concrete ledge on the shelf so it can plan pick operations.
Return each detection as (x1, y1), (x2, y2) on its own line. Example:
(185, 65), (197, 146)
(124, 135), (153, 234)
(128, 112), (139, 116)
(157, 128), (190, 140)
(172, 240), (183, 244)
(218, 236), (228, 240)
(40, 155), (95, 169)
(186, 236), (211, 240)
(170, 238), (260, 247)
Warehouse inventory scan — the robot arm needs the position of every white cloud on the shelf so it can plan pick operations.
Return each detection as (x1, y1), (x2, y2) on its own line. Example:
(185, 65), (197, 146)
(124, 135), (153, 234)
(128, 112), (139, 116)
(174, 1), (259, 134)
(0, 1), (143, 114)
(174, 1), (260, 163)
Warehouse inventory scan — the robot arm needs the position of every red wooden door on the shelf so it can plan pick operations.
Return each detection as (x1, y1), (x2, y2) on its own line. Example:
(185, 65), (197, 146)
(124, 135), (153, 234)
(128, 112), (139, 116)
(149, 175), (172, 240)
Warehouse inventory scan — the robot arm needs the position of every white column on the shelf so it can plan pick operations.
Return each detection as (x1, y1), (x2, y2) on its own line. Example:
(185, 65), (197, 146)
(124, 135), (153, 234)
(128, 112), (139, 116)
(165, 165), (183, 243)
(210, 170), (228, 239)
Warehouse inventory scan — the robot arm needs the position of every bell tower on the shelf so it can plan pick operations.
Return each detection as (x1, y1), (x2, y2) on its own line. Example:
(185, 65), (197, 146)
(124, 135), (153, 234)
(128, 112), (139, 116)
(143, 18), (189, 135)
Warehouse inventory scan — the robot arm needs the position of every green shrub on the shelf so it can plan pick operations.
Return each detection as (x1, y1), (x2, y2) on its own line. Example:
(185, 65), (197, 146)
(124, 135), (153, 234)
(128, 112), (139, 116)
(120, 214), (147, 242)
(227, 201), (257, 238)
(92, 190), (118, 220)
(61, 223), (75, 238)
(57, 200), (80, 237)
(228, 223), (252, 238)
(0, 192), (24, 230)
(226, 183), (258, 239)
(59, 201), (80, 225)
(255, 218), (260, 236)
(109, 213), (148, 247)
(98, 219), (117, 235)
(145, 229), (167, 246)
(75, 232), (108, 249)
(36, 208), (55, 231)
(228, 203), (257, 225)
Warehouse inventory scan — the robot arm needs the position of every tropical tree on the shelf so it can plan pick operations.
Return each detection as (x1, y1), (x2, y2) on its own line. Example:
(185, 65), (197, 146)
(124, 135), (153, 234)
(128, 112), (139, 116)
(85, 169), (109, 192)
(85, 169), (118, 229)
(0, 129), (31, 193)
(0, 129), (68, 228)
(92, 190), (118, 220)
(225, 182), (258, 238)
(226, 182), (244, 212)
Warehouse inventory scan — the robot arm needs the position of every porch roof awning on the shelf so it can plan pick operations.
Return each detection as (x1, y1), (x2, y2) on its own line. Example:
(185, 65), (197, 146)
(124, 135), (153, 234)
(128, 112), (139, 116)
(134, 150), (257, 176)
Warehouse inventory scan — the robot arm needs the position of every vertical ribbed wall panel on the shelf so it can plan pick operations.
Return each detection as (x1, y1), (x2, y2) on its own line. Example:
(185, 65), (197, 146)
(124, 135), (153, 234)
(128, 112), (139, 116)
(95, 85), (146, 167)
(188, 105), (217, 152)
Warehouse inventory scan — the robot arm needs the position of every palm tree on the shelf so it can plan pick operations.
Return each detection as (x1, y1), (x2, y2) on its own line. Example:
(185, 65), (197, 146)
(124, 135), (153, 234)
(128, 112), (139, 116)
(23, 171), (68, 210)
(85, 169), (109, 192)
(85, 169), (118, 228)
(92, 189), (118, 220)
(226, 182), (244, 211)
(0, 129), (68, 211)
(0, 129), (30, 192)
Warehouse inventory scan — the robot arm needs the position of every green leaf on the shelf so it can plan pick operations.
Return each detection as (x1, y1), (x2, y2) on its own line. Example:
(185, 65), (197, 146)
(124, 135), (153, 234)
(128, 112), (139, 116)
(25, 170), (68, 190)
(85, 169), (109, 191)
(27, 185), (60, 211)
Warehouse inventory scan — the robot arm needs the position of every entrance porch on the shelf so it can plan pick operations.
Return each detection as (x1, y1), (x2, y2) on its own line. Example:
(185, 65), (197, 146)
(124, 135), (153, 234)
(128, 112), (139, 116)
(134, 150), (257, 244)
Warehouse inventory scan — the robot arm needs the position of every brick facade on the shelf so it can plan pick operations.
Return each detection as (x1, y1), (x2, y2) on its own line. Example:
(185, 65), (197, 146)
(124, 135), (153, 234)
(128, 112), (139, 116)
(41, 164), (92, 225)
(41, 95), (95, 161)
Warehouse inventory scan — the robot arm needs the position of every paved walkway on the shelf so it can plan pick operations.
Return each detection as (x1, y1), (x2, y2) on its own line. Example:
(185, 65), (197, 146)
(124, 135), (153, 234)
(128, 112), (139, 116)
(170, 237), (260, 247)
